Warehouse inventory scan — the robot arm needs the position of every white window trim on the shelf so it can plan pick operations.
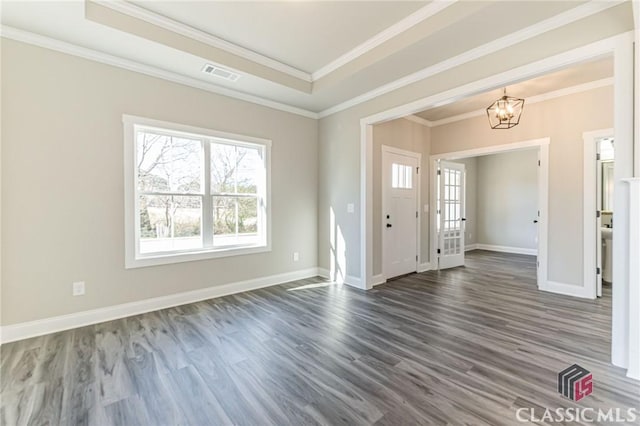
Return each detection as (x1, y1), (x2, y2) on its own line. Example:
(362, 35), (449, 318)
(123, 114), (272, 269)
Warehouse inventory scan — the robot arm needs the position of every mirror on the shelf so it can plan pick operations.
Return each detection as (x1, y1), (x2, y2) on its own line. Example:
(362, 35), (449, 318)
(602, 161), (614, 212)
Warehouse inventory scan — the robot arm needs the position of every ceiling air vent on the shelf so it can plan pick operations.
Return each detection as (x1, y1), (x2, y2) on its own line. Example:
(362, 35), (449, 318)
(201, 64), (241, 82)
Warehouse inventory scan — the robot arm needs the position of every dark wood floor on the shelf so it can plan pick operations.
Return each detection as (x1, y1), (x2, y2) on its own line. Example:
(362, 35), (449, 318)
(1, 250), (638, 425)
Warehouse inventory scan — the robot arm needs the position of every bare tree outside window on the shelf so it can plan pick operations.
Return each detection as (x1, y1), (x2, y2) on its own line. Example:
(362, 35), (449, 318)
(137, 132), (202, 253)
(135, 128), (266, 255)
(211, 143), (260, 243)
(126, 118), (269, 267)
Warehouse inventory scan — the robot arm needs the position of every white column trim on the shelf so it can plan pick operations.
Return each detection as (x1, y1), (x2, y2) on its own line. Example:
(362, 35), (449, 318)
(610, 36), (635, 369)
(622, 178), (640, 380)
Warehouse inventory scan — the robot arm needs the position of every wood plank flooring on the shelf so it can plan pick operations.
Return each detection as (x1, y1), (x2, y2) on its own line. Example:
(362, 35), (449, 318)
(1, 250), (638, 425)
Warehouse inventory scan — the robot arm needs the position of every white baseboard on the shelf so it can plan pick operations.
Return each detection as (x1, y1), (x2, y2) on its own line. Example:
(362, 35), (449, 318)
(0, 267), (321, 344)
(475, 244), (538, 256)
(372, 274), (386, 286)
(541, 280), (593, 299)
(317, 267), (330, 279)
(464, 244), (478, 251)
(315, 268), (368, 289)
(345, 274), (366, 290)
(418, 262), (433, 272)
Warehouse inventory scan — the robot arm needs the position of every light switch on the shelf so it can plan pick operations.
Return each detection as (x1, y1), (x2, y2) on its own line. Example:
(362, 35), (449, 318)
(347, 203), (355, 213)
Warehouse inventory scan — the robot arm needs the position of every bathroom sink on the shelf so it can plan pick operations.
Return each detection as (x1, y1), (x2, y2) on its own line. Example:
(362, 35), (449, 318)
(602, 228), (613, 240)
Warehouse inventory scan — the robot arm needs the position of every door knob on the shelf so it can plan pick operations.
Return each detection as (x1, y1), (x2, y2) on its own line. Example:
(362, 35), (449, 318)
(533, 220), (538, 223)
(461, 218), (466, 221)
(386, 224), (392, 228)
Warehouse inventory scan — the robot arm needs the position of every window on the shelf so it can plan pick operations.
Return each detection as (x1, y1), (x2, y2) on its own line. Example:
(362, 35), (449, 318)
(124, 116), (270, 268)
(391, 163), (413, 189)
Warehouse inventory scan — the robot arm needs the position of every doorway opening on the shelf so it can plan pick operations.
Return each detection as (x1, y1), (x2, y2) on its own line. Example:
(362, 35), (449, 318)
(583, 128), (615, 300)
(598, 137), (615, 298)
(429, 139), (548, 291)
(359, 33), (633, 374)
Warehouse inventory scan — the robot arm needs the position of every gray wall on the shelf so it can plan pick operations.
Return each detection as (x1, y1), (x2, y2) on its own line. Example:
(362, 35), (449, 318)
(0, 5), (633, 325)
(372, 119), (430, 275)
(476, 150), (539, 249)
(1, 40), (319, 325)
(318, 5), (631, 281)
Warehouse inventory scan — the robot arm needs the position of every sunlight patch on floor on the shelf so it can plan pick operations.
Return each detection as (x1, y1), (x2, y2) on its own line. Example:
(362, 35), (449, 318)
(287, 282), (340, 291)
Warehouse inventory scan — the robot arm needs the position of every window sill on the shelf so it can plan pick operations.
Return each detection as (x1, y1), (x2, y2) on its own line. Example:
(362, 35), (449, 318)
(125, 244), (270, 269)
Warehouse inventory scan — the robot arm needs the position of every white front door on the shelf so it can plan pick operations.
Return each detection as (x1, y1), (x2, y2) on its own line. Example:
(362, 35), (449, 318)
(438, 161), (466, 269)
(382, 148), (419, 279)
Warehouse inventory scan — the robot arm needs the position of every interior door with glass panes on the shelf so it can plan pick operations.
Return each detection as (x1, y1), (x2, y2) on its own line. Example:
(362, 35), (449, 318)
(438, 161), (466, 269)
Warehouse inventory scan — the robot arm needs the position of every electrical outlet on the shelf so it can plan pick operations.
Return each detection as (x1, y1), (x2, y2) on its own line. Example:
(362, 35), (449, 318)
(347, 203), (355, 213)
(72, 281), (85, 296)
(293, 252), (300, 262)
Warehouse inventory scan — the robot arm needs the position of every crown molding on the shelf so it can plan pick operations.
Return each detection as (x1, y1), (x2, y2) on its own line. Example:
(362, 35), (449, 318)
(0, 25), (319, 119)
(0, 0), (623, 124)
(317, 0), (624, 118)
(311, 0), (457, 81)
(427, 77), (613, 127)
(403, 115), (433, 127)
(99, 1), (458, 85)
(95, 0), (313, 83)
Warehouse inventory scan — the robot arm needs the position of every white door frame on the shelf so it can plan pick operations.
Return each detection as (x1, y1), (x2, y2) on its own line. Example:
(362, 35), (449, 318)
(583, 128), (614, 300)
(359, 32), (634, 375)
(381, 145), (421, 280)
(429, 139), (549, 289)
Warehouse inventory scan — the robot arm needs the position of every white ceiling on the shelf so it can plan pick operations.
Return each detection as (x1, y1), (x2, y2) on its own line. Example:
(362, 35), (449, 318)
(129, 1), (427, 74)
(415, 57), (613, 122)
(301, 0), (587, 111)
(0, 1), (633, 116)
